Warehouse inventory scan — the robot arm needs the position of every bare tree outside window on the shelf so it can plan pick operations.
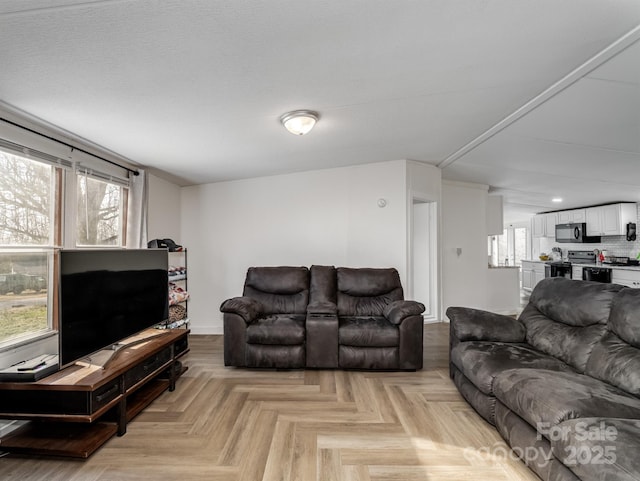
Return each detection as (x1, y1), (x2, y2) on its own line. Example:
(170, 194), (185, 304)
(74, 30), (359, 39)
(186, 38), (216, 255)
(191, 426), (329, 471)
(0, 151), (52, 246)
(76, 174), (121, 246)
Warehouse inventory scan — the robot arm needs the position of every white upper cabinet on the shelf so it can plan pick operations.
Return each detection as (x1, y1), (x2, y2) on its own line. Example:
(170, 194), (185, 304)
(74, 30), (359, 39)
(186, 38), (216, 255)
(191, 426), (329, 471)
(536, 203), (637, 239)
(532, 212), (558, 238)
(586, 203), (636, 236)
(557, 209), (586, 224)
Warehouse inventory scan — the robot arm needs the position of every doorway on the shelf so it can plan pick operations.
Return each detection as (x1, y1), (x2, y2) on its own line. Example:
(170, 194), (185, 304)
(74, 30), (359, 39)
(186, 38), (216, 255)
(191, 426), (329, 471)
(410, 199), (439, 322)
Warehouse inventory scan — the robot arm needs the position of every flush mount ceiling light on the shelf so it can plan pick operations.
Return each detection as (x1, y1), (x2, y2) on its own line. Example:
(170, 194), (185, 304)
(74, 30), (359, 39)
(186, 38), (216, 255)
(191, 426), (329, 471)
(280, 110), (319, 136)
(552, 197), (563, 203)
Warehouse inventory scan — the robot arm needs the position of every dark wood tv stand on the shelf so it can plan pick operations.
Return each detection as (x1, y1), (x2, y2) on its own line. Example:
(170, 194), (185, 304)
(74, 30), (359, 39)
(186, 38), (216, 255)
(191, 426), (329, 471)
(0, 328), (189, 458)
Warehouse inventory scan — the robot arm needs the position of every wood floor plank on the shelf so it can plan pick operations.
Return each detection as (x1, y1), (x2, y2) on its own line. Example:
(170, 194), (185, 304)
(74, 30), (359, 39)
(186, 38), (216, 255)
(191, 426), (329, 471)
(0, 324), (540, 481)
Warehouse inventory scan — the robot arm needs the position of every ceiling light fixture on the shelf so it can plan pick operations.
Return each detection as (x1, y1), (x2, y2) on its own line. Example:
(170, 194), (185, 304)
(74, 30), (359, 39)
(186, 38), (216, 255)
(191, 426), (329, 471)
(280, 110), (319, 136)
(552, 197), (563, 203)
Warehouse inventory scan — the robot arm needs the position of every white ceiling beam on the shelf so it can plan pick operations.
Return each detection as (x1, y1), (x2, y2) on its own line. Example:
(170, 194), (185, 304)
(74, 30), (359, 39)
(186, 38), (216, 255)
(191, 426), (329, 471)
(437, 24), (640, 170)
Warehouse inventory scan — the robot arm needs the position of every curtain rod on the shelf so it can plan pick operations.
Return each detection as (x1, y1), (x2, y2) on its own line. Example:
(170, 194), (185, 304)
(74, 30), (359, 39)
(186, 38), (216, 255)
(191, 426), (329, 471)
(0, 117), (139, 176)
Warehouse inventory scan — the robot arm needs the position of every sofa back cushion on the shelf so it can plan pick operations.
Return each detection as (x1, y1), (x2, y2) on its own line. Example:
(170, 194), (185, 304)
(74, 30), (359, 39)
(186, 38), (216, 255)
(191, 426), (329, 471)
(336, 267), (403, 316)
(586, 288), (640, 397)
(529, 277), (621, 327)
(520, 278), (622, 372)
(309, 265), (337, 305)
(243, 266), (309, 314)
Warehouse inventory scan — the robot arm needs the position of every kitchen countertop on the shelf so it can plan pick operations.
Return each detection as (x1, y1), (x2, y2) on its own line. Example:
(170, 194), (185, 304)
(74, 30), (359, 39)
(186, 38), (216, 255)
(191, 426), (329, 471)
(571, 263), (640, 271)
(523, 259), (640, 271)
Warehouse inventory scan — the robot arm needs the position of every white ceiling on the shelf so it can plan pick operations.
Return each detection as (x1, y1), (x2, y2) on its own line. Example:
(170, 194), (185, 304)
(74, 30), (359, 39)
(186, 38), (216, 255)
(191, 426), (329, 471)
(1, 0), (639, 223)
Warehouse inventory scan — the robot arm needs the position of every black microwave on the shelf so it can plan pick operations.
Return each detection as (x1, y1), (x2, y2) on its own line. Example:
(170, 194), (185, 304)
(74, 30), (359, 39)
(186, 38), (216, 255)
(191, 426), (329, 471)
(555, 223), (601, 243)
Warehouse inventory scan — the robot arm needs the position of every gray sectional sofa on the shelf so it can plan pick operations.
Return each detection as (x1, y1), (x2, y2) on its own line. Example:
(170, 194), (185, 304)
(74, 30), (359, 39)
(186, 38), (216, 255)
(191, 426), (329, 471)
(448, 277), (640, 481)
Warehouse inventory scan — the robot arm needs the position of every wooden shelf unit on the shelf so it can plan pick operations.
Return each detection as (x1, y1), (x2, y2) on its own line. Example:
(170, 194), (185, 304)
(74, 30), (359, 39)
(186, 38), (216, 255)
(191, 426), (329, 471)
(0, 328), (189, 458)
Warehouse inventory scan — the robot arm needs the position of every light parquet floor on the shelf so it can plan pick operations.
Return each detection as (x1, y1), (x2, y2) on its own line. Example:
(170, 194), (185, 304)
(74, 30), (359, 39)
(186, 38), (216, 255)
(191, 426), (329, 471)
(0, 324), (539, 481)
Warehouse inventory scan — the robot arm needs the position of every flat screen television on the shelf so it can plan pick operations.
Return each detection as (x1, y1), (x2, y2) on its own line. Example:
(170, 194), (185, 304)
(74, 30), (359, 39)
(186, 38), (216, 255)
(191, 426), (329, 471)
(58, 249), (169, 368)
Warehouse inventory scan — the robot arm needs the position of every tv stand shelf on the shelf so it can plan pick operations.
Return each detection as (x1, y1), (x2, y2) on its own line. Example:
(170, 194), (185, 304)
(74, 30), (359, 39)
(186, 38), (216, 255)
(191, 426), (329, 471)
(0, 329), (189, 458)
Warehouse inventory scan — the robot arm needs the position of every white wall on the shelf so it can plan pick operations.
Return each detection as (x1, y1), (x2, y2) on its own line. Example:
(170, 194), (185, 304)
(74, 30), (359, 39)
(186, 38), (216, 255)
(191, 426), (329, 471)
(148, 174), (182, 243)
(441, 180), (489, 315)
(180, 160), (410, 334)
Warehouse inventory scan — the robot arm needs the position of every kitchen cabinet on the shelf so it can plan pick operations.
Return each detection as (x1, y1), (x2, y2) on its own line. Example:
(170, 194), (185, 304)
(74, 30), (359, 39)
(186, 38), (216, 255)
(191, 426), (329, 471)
(558, 209), (586, 224)
(612, 269), (640, 288)
(532, 213), (557, 238)
(522, 261), (545, 291)
(545, 213), (557, 238)
(532, 216), (545, 238)
(586, 203), (636, 236)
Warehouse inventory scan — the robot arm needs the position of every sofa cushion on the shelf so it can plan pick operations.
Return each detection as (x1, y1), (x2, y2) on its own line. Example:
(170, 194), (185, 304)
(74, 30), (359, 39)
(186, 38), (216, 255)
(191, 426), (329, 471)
(336, 268), (403, 316)
(608, 287), (640, 348)
(246, 315), (306, 345)
(451, 341), (574, 395)
(520, 303), (608, 373)
(582, 289), (640, 397)
(528, 277), (622, 327)
(586, 332), (640, 398)
(493, 369), (640, 438)
(551, 417), (640, 481)
(339, 317), (399, 347)
(243, 266), (309, 314)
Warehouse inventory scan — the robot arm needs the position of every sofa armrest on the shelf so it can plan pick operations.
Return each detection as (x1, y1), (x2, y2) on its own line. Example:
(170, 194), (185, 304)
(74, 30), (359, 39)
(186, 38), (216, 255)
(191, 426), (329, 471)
(384, 300), (425, 325)
(307, 301), (337, 316)
(220, 296), (263, 324)
(446, 306), (525, 342)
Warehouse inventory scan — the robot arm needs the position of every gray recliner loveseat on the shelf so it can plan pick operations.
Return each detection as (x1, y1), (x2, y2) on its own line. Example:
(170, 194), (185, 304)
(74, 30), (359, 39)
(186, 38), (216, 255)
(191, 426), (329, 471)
(220, 265), (425, 370)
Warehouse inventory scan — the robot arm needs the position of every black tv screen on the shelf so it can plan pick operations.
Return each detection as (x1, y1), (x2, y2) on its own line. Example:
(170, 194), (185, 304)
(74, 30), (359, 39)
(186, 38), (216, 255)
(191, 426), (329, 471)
(59, 249), (169, 367)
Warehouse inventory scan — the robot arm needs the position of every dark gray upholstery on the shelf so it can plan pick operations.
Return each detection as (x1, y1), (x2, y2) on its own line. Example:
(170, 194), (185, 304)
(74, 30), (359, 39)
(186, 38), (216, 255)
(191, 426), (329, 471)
(222, 265), (424, 370)
(339, 317), (399, 347)
(493, 369), (640, 430)
(448, 277), (640, 481)
(447, 306), (526, 343)
(451, 341), (573, 396)
(332, 267), (424, 370)
(584, 288), (640, 397)
(495, 401), (581, 481)
(221, 266), (309, 368)
(305, 265), (339, 368)
(551, 418), (640, 481)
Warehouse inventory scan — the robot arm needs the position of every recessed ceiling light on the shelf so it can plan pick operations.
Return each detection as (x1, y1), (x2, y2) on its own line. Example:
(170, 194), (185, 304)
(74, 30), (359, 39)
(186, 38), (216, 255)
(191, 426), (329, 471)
(552, 197), (563, 203)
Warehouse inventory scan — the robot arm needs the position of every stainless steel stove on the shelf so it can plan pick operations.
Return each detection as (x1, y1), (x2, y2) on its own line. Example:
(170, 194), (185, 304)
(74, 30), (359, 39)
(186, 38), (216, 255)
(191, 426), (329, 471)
(568, 250), (612, 283)
(567, 250), (597, 264)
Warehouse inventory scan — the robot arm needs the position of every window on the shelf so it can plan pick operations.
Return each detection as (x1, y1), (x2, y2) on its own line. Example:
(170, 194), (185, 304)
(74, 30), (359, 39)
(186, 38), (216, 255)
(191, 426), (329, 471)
(76, 173), (125, 247)
(0, 150), (59, 346)
(0, 142), (130, 349)
(489, 224), (530, 267)
(0, 151), (57, 246)
(0, 252), (50, 345)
